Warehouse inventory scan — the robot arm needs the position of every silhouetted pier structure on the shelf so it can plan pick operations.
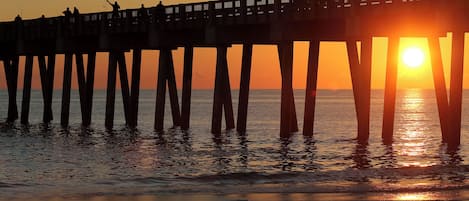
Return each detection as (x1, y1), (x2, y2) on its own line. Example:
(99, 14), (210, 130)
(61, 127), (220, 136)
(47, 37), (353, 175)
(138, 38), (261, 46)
(0, 0), (467, 147)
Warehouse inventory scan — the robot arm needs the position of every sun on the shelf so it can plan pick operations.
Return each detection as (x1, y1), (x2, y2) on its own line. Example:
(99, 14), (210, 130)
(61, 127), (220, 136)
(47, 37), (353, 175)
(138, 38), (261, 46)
(402, 47), (425, 68)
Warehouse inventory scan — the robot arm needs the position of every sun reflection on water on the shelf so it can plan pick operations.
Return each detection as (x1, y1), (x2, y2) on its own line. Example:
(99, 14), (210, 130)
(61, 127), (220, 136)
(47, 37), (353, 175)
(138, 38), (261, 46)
(394, 193), (434, 201)
(395, 89), (436, 168)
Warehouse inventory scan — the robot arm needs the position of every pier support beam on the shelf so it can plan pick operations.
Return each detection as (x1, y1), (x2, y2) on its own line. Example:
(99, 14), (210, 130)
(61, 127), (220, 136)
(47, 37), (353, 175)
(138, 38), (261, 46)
(211, 46), (235, 134)
(21, 56), (34, 124)
(105, 51), (136, 129)
(105, 52), (118, 129)
(237, 44), (253, 134)
(116, 52), (131, 125)
(348, 38), (372, 143)
(359, 38), (372, 143)
(347, 41), (360, 122)
(155, 49), (182, 131)
(303, 40), (320, 136)
(448, 32), (465, 147)
(38, 55), (56, 123)
(129, 49), (142, 128)
(429, 37), (450, 143)
(3, 56), (19, 122)
(278, 41), (297, 137)
(382, 36), (399, 144)
(76, 52), (96, 127)
(181, 46), (194, 130)
(61, 53), (73, 127)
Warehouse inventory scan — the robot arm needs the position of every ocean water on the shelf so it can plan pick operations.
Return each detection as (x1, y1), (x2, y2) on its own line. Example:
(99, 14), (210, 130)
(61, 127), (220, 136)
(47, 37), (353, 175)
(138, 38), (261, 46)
(1, 89), (469, 200)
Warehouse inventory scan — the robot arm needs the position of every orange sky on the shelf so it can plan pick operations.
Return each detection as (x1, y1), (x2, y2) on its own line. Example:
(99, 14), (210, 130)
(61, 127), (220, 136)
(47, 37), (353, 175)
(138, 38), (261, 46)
(0, 0), (467, 90)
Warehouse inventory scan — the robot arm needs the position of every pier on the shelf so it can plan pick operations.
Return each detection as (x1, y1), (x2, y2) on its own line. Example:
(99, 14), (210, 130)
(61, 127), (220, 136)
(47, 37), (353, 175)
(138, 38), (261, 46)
(0, 0), (467, 147)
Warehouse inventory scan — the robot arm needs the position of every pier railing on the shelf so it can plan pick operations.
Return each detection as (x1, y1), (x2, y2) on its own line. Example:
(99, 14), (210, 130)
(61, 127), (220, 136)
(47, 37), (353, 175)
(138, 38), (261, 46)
(0, 0), (426, 41)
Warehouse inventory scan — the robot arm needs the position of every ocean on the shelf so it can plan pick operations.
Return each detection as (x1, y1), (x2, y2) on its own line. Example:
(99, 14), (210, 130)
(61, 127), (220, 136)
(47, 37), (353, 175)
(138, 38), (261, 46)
(1, 89), (469, 200)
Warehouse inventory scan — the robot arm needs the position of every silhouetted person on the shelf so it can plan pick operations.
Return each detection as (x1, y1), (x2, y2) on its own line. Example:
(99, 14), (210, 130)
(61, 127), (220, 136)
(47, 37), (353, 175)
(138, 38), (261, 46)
(138, 4), (148, 23)
(63, 7), (72, 18)
(73, 7), (80, 22)
(154, 1), (166, 24)
(14, 15), (22, 22)
(14, 15), (23, 37)
(39, 15), (46, 37)
(63, 7), (72, 28)
(107, 1), (120, 19)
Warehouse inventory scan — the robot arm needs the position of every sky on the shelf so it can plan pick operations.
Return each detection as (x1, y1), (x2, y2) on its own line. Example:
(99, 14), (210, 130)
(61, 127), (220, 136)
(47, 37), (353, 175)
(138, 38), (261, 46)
(0, 0), (467, 90)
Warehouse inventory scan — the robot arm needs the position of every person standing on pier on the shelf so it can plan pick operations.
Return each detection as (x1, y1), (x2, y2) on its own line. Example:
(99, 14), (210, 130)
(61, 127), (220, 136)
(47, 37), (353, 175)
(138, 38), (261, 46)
(138, 4), (148, 24)
(63, 7), (72, 21)
(107, 1), (121, 19)
(153, 1), (166, 24)
(73, 7), (80, 22)
(14, 15), (22, 22)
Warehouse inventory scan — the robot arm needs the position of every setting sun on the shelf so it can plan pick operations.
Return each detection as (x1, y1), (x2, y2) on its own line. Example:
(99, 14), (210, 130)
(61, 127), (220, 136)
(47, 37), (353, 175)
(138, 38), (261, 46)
(402, 47), (425, 68)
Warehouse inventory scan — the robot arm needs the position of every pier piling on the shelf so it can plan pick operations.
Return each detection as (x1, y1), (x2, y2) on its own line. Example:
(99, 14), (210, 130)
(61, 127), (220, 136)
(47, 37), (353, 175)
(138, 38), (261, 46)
(237, 44), (253, 134)
(105, 52), (118, 129)
(60, 54), (73, 127)
(382, 36), (399, 144)
(84, 52), (96, 126)
(21, 56), (34, 124)
(448, 32), (465, 147)
(278, 41), (296, 137)
(429, 37), (450, 143)
(303, 40), (320, 136)
(181, 46), (194, 130)
(117, 52), (131, 125)
(211, 46), (235, 134)
(347, 40), (360, 123)
(357, 38), (372, 143)
(3, 57), (19, 122)
(38, 55), (56, 123)
(129, 49), (142, 128)
(155, 49), (182, 131)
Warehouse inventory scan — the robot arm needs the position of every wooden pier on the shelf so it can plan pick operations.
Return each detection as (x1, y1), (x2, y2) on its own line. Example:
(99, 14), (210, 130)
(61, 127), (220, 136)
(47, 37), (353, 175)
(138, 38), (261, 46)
(0, 0), (468, 147)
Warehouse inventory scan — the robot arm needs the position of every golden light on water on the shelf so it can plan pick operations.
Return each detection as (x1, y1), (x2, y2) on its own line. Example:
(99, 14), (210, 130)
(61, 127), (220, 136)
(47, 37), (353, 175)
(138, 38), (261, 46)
(395, 193), (433, 201)
(396, 89), (435, 168)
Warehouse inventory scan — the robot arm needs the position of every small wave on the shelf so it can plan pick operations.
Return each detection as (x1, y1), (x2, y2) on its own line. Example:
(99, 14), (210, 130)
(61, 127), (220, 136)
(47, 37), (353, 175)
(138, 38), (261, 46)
(0, 182), (32, 188)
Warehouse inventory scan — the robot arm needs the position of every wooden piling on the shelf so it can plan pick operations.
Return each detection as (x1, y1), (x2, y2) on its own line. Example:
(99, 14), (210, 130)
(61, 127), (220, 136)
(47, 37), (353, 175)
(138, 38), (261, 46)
(84, 52), (96, 126)
(357, 38), (372, 143)
(278, 43), (299, 133)
(279, 41), (295, 138)
(129, 49), (142, 128)
(3, 57), (19, 122)
(46, 55), (55, 122)
(429, 37), (450, 142)
(448, 32), (465, 147)
(382, 36), (399, 144)
(10, 57), (19, 122)
(237, 44), (253, 134)
(154, 49), (182, 130)
(154, 50), (169, 131)
(211, 46), (235, 134)
(181, 46), (194, 130)
(167, 51), (182, 127)
(60, 53), (73, 127)
(303, 40), (320, 136)
(212, 46), (226, 134)
(76, 53), (88, 124)
(117, 52), (131, 125)
(21, 55), (34, 124)
(105, 52), (118, 129)
(38, 55), (55, 123)
(75, 52), (97, 126)
(221, 48), (235, 130)
(347, 40), (360, 121)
